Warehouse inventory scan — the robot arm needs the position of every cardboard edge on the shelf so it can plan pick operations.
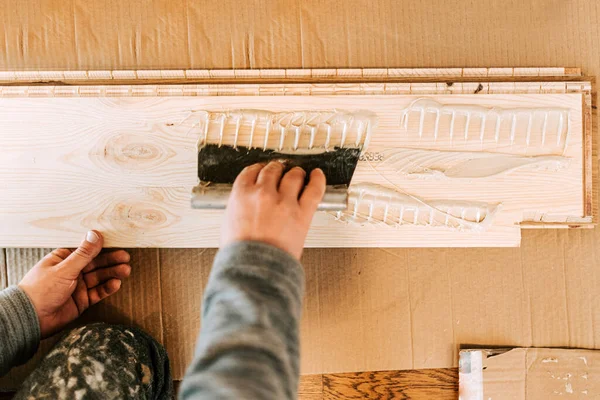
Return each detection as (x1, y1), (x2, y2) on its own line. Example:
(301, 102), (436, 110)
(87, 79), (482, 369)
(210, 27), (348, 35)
(459, 348), (527, 400)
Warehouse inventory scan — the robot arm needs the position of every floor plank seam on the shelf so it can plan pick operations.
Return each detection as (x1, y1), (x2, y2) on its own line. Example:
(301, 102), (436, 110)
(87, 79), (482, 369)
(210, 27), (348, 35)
(1, 248), (6, 288)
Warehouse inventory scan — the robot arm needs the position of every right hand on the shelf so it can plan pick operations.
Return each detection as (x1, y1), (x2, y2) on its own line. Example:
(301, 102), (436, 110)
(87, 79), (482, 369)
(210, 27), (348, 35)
(220, 162), (326, 260)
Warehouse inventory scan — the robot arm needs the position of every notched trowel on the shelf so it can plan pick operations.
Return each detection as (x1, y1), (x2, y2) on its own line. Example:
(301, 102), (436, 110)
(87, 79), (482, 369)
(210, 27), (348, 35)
(191, 110), (377, 211)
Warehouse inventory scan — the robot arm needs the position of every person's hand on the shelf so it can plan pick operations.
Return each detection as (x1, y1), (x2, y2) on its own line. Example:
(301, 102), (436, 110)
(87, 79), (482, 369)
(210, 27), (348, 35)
(221, 162), (326, 260)
(18, 230), (131, 338)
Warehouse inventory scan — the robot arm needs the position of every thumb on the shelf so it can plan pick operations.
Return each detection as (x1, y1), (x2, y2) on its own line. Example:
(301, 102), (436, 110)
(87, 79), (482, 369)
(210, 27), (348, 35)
(61, 230), (104, 276)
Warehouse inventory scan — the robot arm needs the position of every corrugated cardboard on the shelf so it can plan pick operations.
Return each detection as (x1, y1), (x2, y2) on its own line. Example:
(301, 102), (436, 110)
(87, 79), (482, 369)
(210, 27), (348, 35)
(159, 249), (215, 378)
(0, 0), (599, 388)
(459, 348), (600, 399)
(1, 0), (599, 71)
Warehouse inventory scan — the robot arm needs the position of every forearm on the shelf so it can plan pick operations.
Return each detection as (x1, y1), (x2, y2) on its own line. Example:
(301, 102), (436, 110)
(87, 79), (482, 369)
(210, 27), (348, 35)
(0, 286), (41, 376)
(180, 241), (305, 400)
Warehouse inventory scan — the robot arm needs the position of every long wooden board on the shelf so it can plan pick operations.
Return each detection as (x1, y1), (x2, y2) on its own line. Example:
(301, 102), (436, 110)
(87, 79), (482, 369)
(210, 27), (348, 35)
(0, 67), (582, 84)
(0, 71), (593, 247)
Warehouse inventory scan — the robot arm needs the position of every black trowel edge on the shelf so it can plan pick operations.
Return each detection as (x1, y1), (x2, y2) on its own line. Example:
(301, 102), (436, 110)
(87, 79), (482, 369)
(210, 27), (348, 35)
(198, 144), (361, 185)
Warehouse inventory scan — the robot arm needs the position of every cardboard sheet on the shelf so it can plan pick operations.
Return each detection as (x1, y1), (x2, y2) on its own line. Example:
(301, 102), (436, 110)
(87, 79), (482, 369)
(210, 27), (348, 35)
(459, 348), (600, 399)
(0, 0), (598, 387)
(2, 1), (599, 71)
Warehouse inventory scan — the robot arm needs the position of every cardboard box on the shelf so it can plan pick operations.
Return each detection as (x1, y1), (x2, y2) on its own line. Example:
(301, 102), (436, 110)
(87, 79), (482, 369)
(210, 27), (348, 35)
(1, 0), (599, 387)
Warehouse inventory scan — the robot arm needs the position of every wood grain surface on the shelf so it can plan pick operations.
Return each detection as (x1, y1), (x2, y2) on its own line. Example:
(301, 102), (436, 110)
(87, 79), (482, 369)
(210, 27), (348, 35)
(0, 88), (588, 248)
(299, 369), (458, 400)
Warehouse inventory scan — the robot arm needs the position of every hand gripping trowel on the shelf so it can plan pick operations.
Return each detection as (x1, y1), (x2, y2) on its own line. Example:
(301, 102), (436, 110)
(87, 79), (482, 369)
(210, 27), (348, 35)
(191, 110), (377, 211)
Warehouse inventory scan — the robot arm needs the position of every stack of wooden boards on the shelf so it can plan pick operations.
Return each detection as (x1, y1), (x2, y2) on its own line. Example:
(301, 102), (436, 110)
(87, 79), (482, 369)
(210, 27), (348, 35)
(0, 68), (594, 247)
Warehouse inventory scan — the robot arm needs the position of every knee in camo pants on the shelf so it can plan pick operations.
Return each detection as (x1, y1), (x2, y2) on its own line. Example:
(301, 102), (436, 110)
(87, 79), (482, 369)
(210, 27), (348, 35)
(14, 323), (172, 400)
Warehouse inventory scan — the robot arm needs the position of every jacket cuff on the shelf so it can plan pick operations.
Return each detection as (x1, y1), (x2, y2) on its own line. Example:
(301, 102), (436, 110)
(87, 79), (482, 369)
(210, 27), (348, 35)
(0, 286), (41, 375)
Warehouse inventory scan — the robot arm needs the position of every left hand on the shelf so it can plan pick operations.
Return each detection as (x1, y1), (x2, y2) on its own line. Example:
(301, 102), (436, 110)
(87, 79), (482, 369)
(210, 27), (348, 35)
(18, 230), (131, 338)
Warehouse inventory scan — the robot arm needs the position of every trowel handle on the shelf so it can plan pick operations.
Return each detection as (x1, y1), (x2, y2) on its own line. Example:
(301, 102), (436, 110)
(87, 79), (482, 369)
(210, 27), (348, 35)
(191, 184), (348, 211)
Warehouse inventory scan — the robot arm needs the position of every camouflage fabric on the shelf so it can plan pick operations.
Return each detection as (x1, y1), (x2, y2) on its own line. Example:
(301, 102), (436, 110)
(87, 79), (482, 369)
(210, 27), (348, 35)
(14, 323), (172, 400)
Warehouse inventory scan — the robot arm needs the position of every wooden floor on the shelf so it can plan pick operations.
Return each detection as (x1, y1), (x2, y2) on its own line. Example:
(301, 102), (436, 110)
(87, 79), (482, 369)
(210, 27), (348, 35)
(0, 368), (458, 399)
(298, 369), (458, 399)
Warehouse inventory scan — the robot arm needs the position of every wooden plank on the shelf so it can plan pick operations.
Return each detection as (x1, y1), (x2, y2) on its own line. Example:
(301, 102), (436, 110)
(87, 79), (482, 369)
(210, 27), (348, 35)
(520, 81), (596, 227)
(0, 81), (591, 247)
(0, 80), (588, 97)
(322, 368), (458, 400)
(585, 83), (596, 221)
(298, 394), (323, 400)
(0, 67), (581, 86)
(299, 374), (323, 398)
(301, 368), (459, 399)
